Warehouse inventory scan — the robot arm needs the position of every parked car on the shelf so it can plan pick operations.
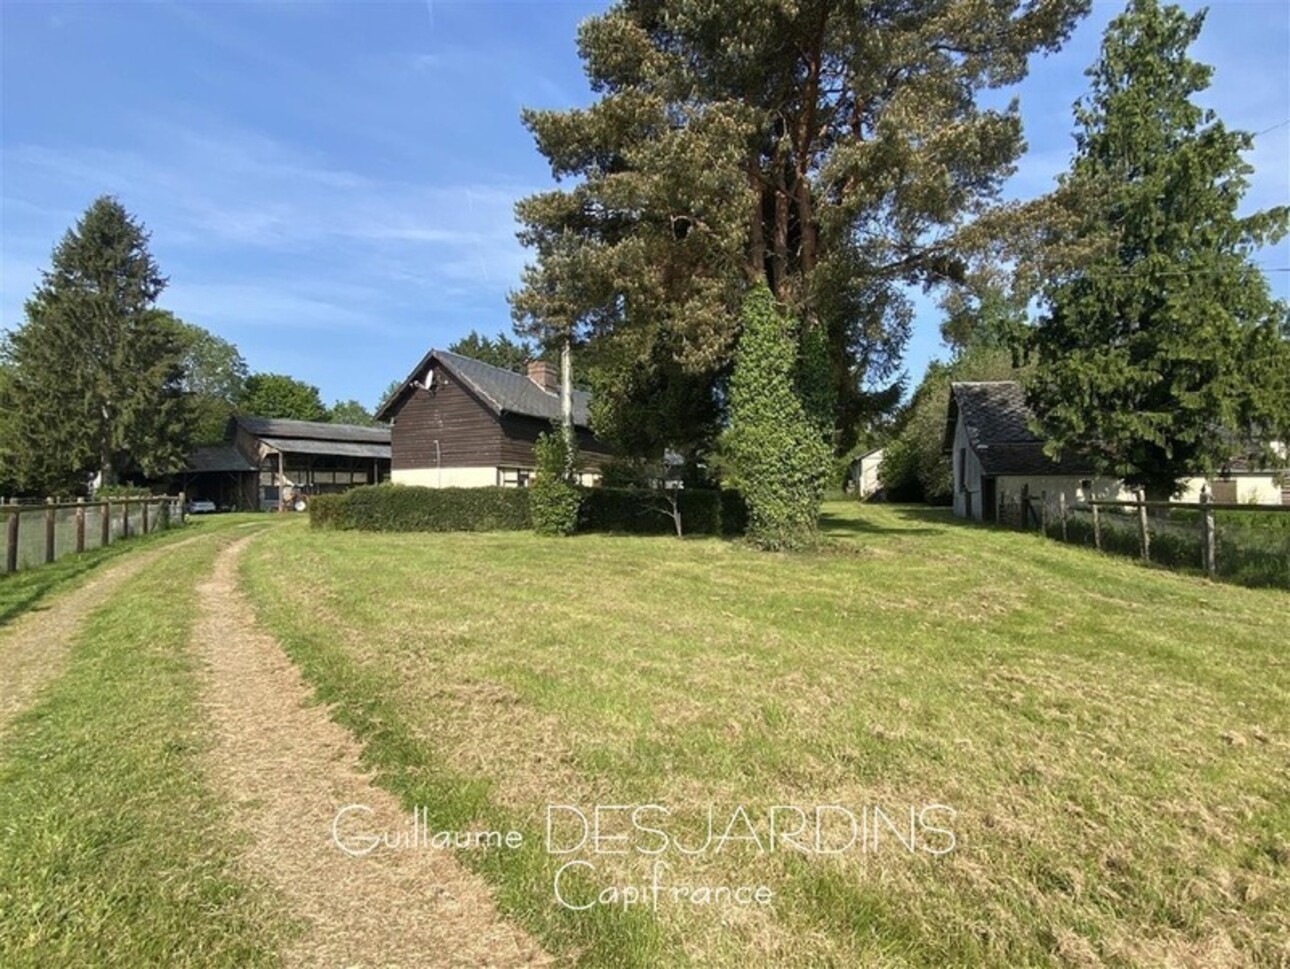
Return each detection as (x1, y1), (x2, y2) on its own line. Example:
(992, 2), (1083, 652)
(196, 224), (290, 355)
(187, 498), (217, 515)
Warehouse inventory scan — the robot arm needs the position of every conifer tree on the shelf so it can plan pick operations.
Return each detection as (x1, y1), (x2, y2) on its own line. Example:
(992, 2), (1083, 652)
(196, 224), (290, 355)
(2, 197), (193, 492)
(1029, 0), (1290, 497)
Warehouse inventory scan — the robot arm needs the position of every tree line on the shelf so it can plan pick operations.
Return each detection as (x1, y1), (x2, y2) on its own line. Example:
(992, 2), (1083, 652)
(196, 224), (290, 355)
(0, 197), (384, 496)
(509, 0), (1288, 544)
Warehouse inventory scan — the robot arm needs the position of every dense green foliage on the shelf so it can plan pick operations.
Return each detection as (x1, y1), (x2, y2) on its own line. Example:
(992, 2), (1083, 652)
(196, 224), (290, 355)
(0, 197), (194, 492)
(529, 430), (582, 536)
(239, 373), (327, 422)
(309, 485), (532, 532)
(326, 399), (379, 427)
(309, 482), (747, 538)
(1029, 0), (1290, 499)
(447, 330), (545, 373)
(164, 316), (249, 445)
(724, 284), (831, 549)
(881, 347), (1025, 503)
(511, 0), (1088, 457)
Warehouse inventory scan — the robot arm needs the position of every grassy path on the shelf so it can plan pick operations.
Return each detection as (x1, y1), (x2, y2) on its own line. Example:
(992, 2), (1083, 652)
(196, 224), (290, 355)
(193, 536), (548, 967)
(0, 535), (207, 736)
(0, 525), (290, 967)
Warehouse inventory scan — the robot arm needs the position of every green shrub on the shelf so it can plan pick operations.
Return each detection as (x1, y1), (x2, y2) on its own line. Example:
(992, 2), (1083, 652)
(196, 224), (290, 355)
(305, 481), (748, 539)
(530, 430), (582, 536)
(307, 484), (530, 532)
(308, 493), (345, 529)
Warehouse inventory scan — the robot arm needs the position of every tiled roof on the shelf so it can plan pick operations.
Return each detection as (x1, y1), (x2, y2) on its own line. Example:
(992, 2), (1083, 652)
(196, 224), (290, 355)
(234, 416), (390, 445)
(376, 348), (592, 426)
(945, 382), (1098, 476)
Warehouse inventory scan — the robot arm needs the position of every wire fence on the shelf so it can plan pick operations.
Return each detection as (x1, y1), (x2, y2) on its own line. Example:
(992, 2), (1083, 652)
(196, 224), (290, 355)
(1, 495), (186, 575)
(1002, 486), (1290, 590)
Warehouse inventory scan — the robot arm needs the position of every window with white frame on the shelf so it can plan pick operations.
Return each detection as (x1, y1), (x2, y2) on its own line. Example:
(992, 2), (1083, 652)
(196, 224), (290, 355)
(498, 467), (533, 488)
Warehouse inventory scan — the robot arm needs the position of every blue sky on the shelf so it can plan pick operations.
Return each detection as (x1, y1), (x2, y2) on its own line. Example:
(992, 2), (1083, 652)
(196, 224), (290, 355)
(2, 1), (1287, 411)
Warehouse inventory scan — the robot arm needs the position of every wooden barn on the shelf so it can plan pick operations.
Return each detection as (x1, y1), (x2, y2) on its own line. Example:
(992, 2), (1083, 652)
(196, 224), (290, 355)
(376, 349), (612, 487)
(174, 417), (391, 511)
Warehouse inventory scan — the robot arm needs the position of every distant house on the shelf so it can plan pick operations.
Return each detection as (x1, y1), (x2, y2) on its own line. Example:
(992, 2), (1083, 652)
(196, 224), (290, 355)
(847, 447), (885, 499)
(943, 381), (1289, 521)
(175, 416), (391, 511)
(376, 350), (612, 487)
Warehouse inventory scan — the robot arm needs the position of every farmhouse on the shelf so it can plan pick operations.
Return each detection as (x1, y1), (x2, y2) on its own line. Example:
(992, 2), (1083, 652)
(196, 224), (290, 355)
(176, 416), (391, 511)
(376, 349), (612, 487)
(944, 381), (1289, 521)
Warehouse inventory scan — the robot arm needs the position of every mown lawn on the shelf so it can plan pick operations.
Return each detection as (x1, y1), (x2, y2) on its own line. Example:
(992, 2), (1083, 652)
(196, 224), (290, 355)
(241, 502), (1289, 968)
(0, 523), (293, 968)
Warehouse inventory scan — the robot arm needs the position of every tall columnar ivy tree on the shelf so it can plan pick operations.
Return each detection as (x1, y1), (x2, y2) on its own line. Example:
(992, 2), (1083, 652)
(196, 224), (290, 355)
(1028, 0), (1290, 499)
(511, 0), (1089, 460)
(530, 427), (582, 536)
(2, 196), (194, 493)
(724, 283), (832, 550)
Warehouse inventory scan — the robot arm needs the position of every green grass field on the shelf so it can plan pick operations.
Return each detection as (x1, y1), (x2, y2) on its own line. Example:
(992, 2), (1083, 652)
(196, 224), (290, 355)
(235, 503), (1290, 967)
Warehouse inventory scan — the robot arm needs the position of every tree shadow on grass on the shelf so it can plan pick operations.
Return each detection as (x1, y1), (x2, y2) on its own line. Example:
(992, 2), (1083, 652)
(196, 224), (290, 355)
(0, 554), (117, 630)
(818, 506), (947, 537)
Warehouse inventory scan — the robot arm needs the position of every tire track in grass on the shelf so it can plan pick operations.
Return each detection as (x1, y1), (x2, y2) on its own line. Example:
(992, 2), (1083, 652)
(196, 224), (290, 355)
(0, 529), (289, 968)
(194, 535), (550, 968)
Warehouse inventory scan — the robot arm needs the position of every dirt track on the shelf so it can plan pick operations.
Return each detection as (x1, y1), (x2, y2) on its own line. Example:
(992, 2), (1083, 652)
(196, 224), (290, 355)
(192, 536), (550, 968)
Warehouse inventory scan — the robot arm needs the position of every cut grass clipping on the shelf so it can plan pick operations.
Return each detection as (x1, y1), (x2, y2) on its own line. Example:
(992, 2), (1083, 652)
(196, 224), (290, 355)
(243, 504), (1289, 968)
(0, 529), (291, 968)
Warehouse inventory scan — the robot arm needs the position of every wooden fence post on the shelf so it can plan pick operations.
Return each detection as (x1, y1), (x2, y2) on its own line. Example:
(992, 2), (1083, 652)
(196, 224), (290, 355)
(998, 487), (1006, 526)
(121, 498), (129, 539)
(142, 499), (149, 535)
(179, 491), (187, 526)
(5, 503), (18, 574)
(1200, 486), (1216, 577)
(45, 497), (56, 565)
(1040, 490), (1049, 537)
(1136, 489), (1150, 562)
(102, 499), (112, 547)
(76, 498), (86, 553)
(1020, 484), (1030, 531)
(1059, 492), (1069, 542)
(1092, 501), (1102, 551)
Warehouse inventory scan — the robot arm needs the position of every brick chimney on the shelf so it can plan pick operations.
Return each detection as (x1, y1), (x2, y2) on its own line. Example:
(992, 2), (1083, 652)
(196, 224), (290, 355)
(527, 360), (558, 393)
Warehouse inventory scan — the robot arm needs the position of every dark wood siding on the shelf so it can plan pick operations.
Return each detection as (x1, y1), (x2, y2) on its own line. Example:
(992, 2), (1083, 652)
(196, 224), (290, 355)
(390, 368), (504, 470)
(498, 414), (613, 469)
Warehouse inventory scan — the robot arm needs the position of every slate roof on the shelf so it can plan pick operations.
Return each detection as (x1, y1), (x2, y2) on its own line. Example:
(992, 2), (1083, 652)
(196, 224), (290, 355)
(944, 381), (1098, 476)
(234, 416), (390, 445)
(376, 348), (592, 426)
(183, 444), (258, 474)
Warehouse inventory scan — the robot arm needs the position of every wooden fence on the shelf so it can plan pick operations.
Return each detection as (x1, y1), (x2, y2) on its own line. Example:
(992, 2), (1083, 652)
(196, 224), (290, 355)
(1003, 484), (1290, 585)
(1, 494), (186, 575)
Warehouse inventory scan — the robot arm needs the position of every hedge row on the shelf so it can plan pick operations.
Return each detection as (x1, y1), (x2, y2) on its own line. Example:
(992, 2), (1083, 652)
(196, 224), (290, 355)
(310, 485), (530, 532)
(309, 483), (748, 537)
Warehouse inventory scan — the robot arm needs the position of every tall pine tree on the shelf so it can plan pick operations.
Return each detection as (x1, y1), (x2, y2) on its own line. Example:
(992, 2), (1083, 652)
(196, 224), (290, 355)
(512, 0), (1088, 459)
(3, 197), (194, 493)
(1028, 0), (1290, 498)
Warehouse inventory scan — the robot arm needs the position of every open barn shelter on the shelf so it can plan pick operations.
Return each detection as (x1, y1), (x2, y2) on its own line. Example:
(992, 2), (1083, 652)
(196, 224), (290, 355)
(170, 417), (391, 511)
